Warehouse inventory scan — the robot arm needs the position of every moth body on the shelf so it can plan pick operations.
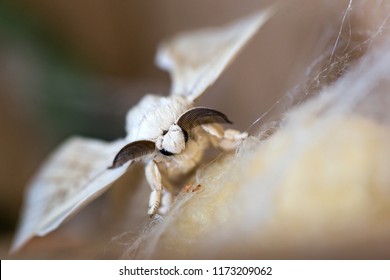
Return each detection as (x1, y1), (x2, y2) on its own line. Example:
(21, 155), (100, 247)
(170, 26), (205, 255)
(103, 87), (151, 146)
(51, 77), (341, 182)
(125, 95), (193, 142)
(116, 94), (244, 216)
(142, 125), (212, 216)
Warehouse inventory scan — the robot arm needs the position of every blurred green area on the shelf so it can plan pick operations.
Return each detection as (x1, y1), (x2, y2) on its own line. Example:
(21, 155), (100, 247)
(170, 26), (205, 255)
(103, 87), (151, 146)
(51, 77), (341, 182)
(0, 1), (125, 143)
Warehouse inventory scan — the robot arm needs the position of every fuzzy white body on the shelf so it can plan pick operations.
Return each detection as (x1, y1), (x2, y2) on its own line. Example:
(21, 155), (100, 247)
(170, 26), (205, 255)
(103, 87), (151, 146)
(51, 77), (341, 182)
(125, 95), (193, 142)
(124, 93), (244, 215)
(125, 94), (203, 185)
(125, 94), (228, 181)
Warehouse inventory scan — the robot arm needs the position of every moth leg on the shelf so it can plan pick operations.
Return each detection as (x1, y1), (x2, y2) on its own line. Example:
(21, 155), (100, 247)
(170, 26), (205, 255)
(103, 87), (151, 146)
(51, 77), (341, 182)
(158, 189), (173, 215)
(220, 129), (248, 151)
(145, 160), (164, 217)
(202, 124), (248, 152)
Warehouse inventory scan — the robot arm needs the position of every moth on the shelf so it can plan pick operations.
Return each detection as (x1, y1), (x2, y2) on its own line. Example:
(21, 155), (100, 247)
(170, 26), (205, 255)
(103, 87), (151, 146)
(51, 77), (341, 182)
(12, 7), (276, 252)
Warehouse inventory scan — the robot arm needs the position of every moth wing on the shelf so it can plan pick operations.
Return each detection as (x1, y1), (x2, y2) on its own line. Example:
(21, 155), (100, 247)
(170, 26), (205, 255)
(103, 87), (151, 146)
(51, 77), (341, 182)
(11, 136), (130, 252)
(155, 7), (276, 101)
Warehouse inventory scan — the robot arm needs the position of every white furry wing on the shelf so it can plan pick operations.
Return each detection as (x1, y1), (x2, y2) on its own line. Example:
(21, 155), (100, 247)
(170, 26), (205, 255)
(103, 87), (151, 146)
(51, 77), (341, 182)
(155, 7), (276, 101)
(11, 136), (130, 252)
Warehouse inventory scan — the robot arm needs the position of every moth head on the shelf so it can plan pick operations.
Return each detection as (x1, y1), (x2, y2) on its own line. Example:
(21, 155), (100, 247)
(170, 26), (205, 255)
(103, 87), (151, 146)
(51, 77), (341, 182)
(156, 124), (186, 156)
(110, 107), (233, 166)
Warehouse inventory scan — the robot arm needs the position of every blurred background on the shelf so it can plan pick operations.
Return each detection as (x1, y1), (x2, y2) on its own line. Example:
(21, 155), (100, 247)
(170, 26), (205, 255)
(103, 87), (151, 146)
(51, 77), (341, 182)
(1, 0), (387, 258)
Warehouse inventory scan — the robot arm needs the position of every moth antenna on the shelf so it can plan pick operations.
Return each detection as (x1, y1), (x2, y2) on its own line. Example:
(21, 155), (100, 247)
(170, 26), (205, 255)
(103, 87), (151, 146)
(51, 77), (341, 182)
(109, 140), (155, 169)
(176, 107), (233, 135)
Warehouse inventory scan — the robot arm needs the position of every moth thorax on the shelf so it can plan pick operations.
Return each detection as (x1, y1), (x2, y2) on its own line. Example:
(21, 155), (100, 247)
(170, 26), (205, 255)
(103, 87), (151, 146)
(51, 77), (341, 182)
(158, 124), (186, 155)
